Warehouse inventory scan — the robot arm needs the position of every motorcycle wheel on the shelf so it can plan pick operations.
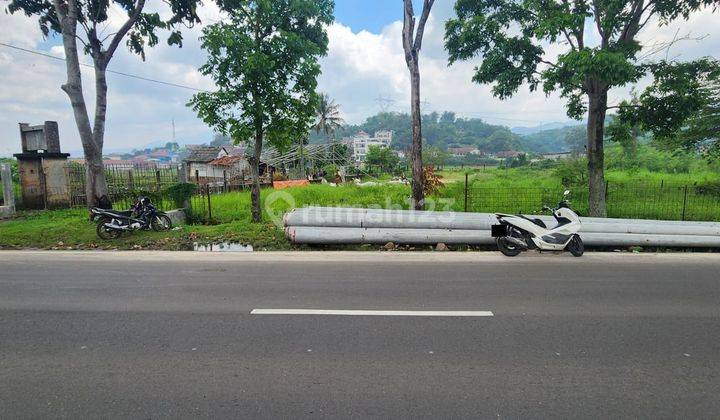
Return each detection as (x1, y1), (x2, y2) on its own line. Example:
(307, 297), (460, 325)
(496, 237), (522, 257)
(96, 218), (121, 240)
(151, 215), (173, 231)
(567, 234), (584, 257)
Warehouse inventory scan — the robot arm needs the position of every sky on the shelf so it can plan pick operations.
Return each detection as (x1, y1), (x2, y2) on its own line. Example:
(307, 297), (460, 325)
(0, 1), (719, 156)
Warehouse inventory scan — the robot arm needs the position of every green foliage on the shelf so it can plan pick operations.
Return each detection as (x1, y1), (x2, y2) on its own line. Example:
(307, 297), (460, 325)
(188, 0), (333, 221)
(0, 158), (19, 183)
(365, 146), (400, 173)
(164, 183), (197, 208)
(322, 164), (338, 177)
(321, 111), (532, 153)
(444, 0), (717, 120)
(423, 146), (449, 168)
(612, 63), (720, 159)
(189, 0), (334, 150)
(554, 157), (589, 187)
(505, 153), (529, 168)
(605, 144), (695, 173)
(8, 0), (200, 60)
(313, 93), (344, 139)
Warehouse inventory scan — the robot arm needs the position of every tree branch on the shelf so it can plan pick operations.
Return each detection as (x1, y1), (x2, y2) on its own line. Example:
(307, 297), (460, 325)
(103, 0), (146, 66)
(619, 0), (647, 44)
(402, 0), (415, 66)
(561, 28), (577, 50)
(413, 0), (435, 53)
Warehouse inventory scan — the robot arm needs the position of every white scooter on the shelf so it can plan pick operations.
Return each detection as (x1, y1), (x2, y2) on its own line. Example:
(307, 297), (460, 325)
(491, 190), (584, 257)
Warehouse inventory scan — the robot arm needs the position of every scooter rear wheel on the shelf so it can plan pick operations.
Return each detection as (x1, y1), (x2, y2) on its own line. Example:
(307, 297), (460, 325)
(567, 234), (584, 257)
(497, 237), (522, 257)
(96, 218), (121, 240)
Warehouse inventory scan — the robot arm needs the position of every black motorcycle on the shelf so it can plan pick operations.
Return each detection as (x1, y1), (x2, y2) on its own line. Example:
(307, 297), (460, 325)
(91, 197), (172, 240)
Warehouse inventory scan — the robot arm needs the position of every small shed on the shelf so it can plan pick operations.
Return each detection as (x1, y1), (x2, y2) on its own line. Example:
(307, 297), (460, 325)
(208, 155), (251, 182)
(184, 146), (223, 182)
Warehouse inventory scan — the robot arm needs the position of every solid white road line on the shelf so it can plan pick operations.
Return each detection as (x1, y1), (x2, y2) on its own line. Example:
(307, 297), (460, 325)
(250, 309), (494, 317)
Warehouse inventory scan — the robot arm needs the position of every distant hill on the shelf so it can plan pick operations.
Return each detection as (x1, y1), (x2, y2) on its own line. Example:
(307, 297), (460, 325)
(511, 122), (577, 136)
(516, 125), (584, 154)
(322, 111), (583, 155)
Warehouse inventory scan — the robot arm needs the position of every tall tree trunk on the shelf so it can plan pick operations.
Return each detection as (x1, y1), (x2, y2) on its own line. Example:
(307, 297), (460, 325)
(250, 131), (263, 222)
(587, 83), (608, 217)
(86, 63), (110, 206)
(53, 0), (109, 207)
(409, 67), (424, 210)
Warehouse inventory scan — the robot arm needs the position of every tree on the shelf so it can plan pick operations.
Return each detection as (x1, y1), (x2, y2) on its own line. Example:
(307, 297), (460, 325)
(189, 0), (332, 222)
(483, 129), (518, 153)
(402, 0), (435, 210)
(9, 0), (200, 207)
(423, 146), (449, 170)
(313, 93), (345, 140)
(210, 134), (231, 147)
(611, 60), (720, 159)
(439, 111), (456, 124)
(445, 0), (718, 216)
(365, 145), (400, 173)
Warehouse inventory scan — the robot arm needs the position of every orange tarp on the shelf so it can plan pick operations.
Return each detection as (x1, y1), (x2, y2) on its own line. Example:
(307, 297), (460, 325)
(273, 180), (310, 190)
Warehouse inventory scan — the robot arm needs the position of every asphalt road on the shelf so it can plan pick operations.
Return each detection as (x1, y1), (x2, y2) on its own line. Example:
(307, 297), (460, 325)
(1, 251), (719, 419)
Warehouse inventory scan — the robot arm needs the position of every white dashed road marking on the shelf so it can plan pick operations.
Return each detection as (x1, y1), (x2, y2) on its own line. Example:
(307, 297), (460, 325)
(251, 309), (494, 317)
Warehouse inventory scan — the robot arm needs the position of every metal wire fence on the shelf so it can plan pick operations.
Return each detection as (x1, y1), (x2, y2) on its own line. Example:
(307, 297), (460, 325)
(460, 181), (720, 221)
(68, 163), (183, 210)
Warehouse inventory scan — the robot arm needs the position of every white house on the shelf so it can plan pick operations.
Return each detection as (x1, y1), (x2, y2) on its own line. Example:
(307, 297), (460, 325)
(350, 130), (393, 164)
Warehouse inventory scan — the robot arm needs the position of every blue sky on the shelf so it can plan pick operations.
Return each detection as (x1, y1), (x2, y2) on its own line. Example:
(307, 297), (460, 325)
(335, 0), (414, 33)
(1, 1), (719, 156)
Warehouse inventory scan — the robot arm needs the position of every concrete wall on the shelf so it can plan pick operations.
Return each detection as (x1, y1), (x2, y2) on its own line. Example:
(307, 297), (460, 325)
(17, 159), (44, 209)
(0, 164), (15, 218)
(41, 158), (70, 208)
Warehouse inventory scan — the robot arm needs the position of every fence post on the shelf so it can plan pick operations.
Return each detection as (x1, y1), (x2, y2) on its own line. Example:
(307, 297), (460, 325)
(206, 186), (212, 221)
(682, 185), (689, 221)
(223, 170), (228, 192)
(605, 180), (609, 200)
(195, 169), (200, 184)
(128, 169), (134, 191)
(1, 164), (16, 214)
(178, 163), (188, 183)
(464, 173), (469, 212)
(155, 170), (161, 186)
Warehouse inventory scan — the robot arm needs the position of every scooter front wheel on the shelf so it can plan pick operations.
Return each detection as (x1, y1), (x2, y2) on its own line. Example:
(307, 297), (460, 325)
(497, 237), (522, 257)
(567, 234), (584, 257)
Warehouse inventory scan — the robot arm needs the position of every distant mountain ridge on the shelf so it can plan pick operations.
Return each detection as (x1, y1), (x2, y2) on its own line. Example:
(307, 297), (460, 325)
(511, 122), (577, 136)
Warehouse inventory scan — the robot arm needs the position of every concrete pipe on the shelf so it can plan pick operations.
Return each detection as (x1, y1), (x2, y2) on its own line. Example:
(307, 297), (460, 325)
(286, 226), (495, 245)
(286, 226), (720, 248)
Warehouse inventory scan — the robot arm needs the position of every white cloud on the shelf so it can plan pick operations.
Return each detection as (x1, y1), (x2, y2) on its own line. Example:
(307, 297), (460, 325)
(0, 3), (719, 157)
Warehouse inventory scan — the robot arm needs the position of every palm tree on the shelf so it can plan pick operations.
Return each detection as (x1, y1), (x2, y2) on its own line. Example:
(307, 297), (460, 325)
(313, 93), (345, 141)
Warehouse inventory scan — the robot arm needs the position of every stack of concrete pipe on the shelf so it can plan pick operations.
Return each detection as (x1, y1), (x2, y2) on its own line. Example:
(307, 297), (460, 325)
(284, 207), (720, 248)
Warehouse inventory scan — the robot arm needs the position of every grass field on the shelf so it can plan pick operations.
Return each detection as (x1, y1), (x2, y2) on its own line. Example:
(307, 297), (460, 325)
(2, 167), (719, 250)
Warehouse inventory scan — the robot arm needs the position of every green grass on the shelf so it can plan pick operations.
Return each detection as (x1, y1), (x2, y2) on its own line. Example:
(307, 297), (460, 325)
(438, 167), (720, 220)
(0, 208), (292, 250)
(194, 183), (413, 224)
(3, 167), (720, 250)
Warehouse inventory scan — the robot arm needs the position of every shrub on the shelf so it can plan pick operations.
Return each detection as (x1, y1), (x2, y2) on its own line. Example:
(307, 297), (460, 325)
(553, 157), (588, 186)
(423, 166), (444, 195)
(164, 183), (197, 208)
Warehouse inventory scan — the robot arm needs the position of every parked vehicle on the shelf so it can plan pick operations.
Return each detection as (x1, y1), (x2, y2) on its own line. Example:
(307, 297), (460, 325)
(91, 197), (172, 240)
(492, 190), (584, 257)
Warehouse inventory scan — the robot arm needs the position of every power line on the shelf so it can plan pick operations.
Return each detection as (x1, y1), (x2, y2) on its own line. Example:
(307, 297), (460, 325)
(0, 41), (209, 92)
